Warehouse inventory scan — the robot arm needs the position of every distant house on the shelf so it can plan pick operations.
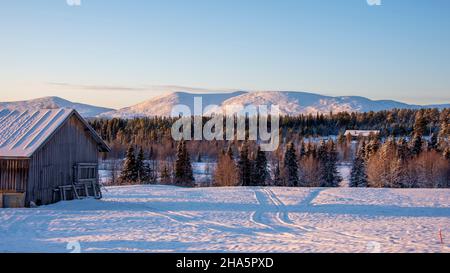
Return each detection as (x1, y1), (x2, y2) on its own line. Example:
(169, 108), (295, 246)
(0, 108), (110, 207)
(344, 130), (380, 138)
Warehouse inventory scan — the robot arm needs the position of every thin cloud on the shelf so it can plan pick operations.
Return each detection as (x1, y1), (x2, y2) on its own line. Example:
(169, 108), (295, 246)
(47, 82), (148, 92)
(46, 82), (240, 93)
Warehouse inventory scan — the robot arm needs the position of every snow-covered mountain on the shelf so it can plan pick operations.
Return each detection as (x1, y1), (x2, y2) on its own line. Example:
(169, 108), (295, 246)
(2, 91), (449, 119)
(98, 91), (450, 118)
(0, 96), (113, 118)
(98, 91), (247, 118)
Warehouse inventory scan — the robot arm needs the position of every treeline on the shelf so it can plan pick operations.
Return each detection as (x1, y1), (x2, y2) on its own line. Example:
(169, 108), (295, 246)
(350, 111), (450, 188)
(90, 108), (450, 160)
(214, 111), (450, 188)
(351, 137), (449, 188)
(114, 133), (449, 188)
(96, 108), (449, 188)
(116, 141), (195, 187)
(113, 138), (344, 188)
(213, 139), (341, 187)
(280, 108), (446, 137)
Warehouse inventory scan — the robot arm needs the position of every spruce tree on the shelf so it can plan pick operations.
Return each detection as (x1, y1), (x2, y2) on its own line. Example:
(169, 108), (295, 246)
(174, 141), (195, 186)
(350, 145), (367, 187)
(238, 142), (252, 186)
(337, 133), (345, 145)
(397, 137), (410, 161)
(317, 140), (326, 156)
(254, 146), (269, 186)
(174, 141), (185, 184)
(141, 150), (154, 183)
(283, 142), (299, 187)
(365, 136), (380, 160)
(321, 139), (342, 187)
(299, 141), (306, 159)
(135, 147), (146, 183)
(119, 145), (138, 183)
(410, 133), (423, 157)
(413, 110), (427, 137)
(358, 140), (367, 158)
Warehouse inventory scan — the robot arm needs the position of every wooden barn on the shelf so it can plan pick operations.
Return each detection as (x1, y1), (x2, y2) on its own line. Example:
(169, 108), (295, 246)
(0, 108), (110, 207)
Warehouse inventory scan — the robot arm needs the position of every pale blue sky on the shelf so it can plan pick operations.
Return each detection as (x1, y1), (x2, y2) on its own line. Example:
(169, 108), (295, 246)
(1, 0), (449, 109)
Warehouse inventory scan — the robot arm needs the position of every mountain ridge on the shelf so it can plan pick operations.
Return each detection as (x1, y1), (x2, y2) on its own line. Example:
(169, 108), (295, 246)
(97, 91), (450, 118)
(0, 96), (114, 117)
(1, 91), (449, 119)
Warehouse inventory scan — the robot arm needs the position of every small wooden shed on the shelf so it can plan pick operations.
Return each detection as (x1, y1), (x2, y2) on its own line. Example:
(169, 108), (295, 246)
(0, 108), (110, 207)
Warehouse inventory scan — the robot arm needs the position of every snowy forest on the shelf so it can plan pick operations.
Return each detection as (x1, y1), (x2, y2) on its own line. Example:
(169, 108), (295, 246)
(89, 108), (450, 188)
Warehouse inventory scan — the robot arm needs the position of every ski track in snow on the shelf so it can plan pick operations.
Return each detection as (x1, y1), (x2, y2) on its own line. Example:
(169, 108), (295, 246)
(1, 185), (449, 253)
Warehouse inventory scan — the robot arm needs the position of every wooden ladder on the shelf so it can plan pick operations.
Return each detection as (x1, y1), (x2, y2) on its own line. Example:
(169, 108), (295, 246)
(54, 182), (102, 201)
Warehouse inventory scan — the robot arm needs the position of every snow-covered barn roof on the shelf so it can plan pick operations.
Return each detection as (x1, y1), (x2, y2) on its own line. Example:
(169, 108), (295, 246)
(0, 108), (110, 158)
(344, 130), (380, 137)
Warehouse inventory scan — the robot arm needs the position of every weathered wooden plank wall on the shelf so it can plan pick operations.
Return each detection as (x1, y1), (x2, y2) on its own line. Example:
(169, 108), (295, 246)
(27, 115), (99, 205)
(0, 159), (29, 193)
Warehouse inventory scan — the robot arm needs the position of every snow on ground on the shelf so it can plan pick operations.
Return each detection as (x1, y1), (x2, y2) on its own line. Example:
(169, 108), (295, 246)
(1, 185), (449, 253)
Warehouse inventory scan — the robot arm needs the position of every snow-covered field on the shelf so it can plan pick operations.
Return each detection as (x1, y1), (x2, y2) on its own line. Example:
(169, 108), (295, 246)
(1, 185), (449, 253)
